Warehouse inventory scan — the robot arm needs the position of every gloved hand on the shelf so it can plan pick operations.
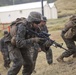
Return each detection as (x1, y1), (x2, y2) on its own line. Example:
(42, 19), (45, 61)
(43, 40), (53, 47)
(30, 37), (45, 43)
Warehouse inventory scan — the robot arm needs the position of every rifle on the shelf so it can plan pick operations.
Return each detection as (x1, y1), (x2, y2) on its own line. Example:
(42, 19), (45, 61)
(27, 28), (68, 51)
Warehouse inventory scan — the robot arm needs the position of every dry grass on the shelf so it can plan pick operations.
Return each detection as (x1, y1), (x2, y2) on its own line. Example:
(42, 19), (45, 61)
(0, 0), (76, 74)
(0, 12), (76, 75)
(47, 16), (70, 31)
(55, 0), (76, 17)
(0, 30), (76, 75)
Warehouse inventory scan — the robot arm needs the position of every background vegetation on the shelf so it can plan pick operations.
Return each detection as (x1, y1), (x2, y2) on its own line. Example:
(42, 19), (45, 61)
(55, 0), (76, 17)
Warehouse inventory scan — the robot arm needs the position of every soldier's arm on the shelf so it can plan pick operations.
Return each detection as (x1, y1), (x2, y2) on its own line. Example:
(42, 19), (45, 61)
(16, 24), (38, 48)
(16, 24), (29, 48)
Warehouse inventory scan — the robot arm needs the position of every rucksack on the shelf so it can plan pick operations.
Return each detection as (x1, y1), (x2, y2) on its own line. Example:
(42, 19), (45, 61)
(9, 18), (27, 45)
(64, 21), (76, 39)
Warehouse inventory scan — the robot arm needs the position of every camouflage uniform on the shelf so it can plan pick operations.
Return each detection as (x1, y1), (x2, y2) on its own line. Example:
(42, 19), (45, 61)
(6, 12), (44, 75)
(29, 27), (42, 72)
(57, 15), (76, 62)
(39, 16), (48, 33)
(0, 31), (10, 69)
(39, 16), (53, 64)
(31, 16), (53, 72)
(29, 43), (39, 73)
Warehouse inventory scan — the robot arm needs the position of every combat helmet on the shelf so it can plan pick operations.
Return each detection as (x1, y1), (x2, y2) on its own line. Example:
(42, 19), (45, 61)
(27, 11), (43, 23)
(42, 16), (47, 22)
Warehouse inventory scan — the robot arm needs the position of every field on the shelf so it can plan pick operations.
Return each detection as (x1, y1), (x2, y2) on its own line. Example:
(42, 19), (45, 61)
(0, 0), (76, 74)
(55, 0), (76, 17)
(0, 16), (76, 75)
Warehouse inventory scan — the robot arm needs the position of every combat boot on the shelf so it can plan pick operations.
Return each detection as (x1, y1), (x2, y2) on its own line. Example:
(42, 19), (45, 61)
(73, 53), (76, 58)
(57, 50), (73, 63)
(57, 55), (64, 63)
(47, 59), (53, 65)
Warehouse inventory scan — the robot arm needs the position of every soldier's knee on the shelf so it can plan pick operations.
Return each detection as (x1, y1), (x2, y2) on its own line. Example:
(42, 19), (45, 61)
(30, 61), (33, 67)
(28, 61), (34, 70)
(62, 51), (73, 57)
(17, 60), (23, 66)
(67, 46), (76, 52)
(13, 58), (23, 67)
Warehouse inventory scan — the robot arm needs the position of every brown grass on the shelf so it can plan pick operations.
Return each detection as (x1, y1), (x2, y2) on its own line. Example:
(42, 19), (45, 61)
(55, 0), (76, 17)
(0, 12), (76, 75)
(0, 30), (76, 75)
(0, 0), (76, 74)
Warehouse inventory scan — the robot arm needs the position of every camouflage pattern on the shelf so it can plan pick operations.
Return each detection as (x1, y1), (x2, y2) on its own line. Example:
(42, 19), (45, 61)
(39, 25), (48, 33)
(7, 23), (37, 75)
(42, 16), (47, 22)
(27, 11), (43, 22)
(6, 12), (43, 75)
(39, 16), (53, 64)
(7, 43), (23, 75)
(57, 15), (76, 62)
(0, 35), (10, 69)
(29, 43), (39, 72)
(7, 42), (34, 75)
(39, 43), (53, 64)
(30, 16), (53, 72)
(63, 20), (76, 39)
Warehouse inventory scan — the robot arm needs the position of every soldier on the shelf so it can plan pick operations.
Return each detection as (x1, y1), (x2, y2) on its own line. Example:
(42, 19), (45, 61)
(57, 15), (76, 62)
(32, 16), (53, 73)
(0, 31), (10, 69)
(38, 16), (53, 64)
(39, 16), (48, 33)
(6, 12), (52, 75)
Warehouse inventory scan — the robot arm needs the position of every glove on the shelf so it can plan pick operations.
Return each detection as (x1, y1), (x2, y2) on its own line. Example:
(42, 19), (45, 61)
(43, 40), (53, 47)
(30, 37), (45, 43)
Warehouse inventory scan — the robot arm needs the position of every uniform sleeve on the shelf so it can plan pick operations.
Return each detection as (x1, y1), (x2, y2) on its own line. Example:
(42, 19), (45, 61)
(16, 24), (33, 48)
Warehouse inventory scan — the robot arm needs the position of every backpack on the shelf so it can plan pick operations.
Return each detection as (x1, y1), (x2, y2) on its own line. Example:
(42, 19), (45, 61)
(64, 26), (76, 39)
(9, 18), (27, 45)
(64, 28), (73, 39)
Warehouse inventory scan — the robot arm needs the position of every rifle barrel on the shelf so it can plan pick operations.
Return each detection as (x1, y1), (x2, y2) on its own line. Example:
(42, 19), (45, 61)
(27, 28), (68, 51)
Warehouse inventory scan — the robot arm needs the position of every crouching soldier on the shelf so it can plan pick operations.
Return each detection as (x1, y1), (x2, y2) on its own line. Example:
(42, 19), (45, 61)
(57, 15), (76, 62)
(31, 16), (53, 73)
